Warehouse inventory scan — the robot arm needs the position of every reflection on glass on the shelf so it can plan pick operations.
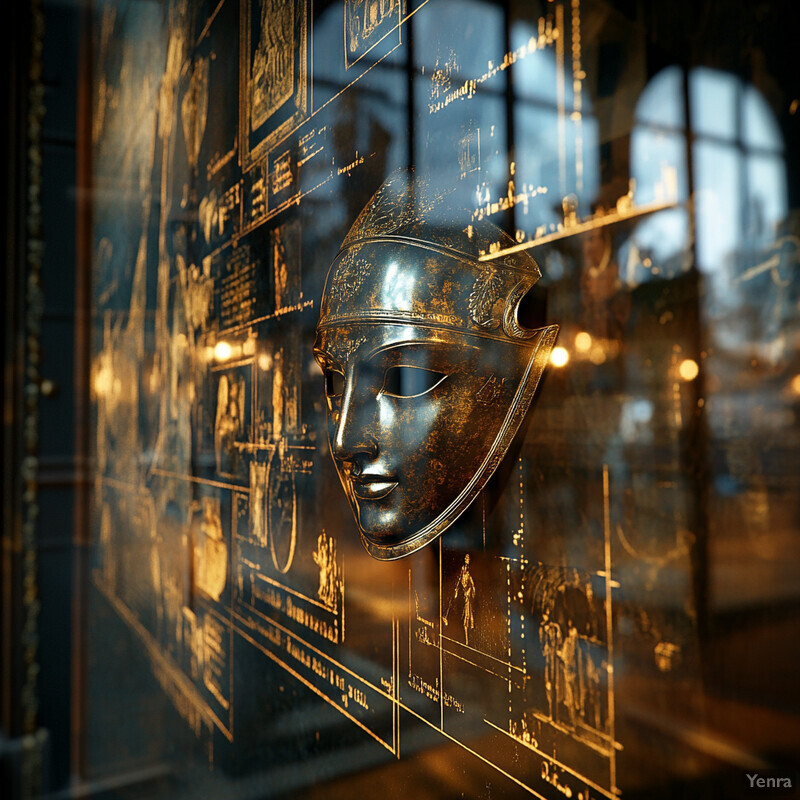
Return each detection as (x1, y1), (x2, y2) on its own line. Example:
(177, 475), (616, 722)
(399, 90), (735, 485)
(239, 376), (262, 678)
(83, 2), (800, 799)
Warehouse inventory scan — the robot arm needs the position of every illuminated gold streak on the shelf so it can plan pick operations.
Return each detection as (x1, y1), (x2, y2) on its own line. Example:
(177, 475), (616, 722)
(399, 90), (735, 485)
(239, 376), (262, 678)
(209, 356), (254, 372)
(202, 603), (235, 631)
(439, 634), (526, 674)
(298, 145), (324, 167)
(236, 443), (316, 451)
(253, 570), (333, 611)
(736, 251), (795, 286)
(603, 464), (618, 793)
(482, 494), (486, 549)
(196, 0), (226, 44)
(480, 200), (676, 261)
(242, 590), (562, 800)
(572, 0), (583, 193)
(438, 538), (444, 729)
(408, 569), (412, 679)
(237, 171), (337, 238)
(95, 576), (234, 741)
(555, 3), (566, 194)
(229, 573), (235, 738)
(247, 0), (432, 171)
(341, 559), (346, 643)
(498, 555), (530, 565)
(392, 617), (396, 754)
(150, 467), (247, 492)
(201, 237), (235, 266)
(344, 0), (405, 70)
(401, 704), (550, 800)
(395, 616), (401, 757)
(438, 640), (524, 681)
(100, 476), (140, 492)
(323, 0), (431, 110)
(218, 299), (315, 337)
(616, 523), (688, 565)
(528, 708), (620, 753)
(235, 625), (394, 753)
(484, 720), (621, 800)
(392, 617), (399, 757)
(231, 608), (389, 700)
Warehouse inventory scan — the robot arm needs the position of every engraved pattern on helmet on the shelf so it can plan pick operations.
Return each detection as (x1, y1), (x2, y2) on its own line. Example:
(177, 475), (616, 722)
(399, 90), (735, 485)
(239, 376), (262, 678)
(468, 266), (504, 329)
(330, 247), (371, 302)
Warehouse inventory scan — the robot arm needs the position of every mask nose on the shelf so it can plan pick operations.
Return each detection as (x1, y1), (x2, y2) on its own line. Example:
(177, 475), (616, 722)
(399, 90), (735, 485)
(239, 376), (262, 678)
(331, 369), (379, 465)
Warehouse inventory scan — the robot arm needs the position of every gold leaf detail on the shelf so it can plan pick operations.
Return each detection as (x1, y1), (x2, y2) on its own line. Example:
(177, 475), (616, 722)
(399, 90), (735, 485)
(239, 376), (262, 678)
(468, 267), (503, 329)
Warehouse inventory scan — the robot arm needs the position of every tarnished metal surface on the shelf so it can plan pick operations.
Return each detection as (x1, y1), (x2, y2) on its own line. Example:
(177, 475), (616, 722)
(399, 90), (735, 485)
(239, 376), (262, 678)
(315, 171), (559, 558)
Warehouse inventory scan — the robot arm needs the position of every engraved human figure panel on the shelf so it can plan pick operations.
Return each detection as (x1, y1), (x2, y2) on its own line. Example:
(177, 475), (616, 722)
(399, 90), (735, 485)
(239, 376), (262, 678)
(250, 0), (294, 130)
(180, 55), (209, 170)
(345, 0), (404, 68)
(240, 0), (309, 168)
(214, 371), (248, 479)
(271, 220), (302, 313)
(191, 497), (228, 602)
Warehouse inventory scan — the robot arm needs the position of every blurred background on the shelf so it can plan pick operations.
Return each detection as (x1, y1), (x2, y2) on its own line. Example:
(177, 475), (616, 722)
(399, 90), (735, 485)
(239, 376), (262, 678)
(2, 1), (799, 798)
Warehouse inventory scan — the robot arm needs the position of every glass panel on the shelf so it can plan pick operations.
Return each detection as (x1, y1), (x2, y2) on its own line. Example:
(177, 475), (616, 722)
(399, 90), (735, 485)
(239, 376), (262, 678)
(689, 67), (738, 141)
(84, 2), (800, 799)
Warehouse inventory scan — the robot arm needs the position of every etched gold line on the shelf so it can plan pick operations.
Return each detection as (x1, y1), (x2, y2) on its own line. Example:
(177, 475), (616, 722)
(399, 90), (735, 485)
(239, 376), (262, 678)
(603, 464), (619, 793)
(480, 201), (677, 261)
(196, 0), (226, 44)
(149, 468), (247, 492)
(484, 719), (620, 799)
(235, 625), (394, 752)
(401, 705), (549, 799)
(95, 576), (234, 741)
(231, 608), (389, 699)
(253, 571), (332, 611)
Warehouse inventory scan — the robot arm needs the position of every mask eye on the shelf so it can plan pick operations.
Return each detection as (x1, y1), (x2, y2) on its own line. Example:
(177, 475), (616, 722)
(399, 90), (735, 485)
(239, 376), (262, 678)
(324, 369), (345, 398)
(382, 366), (447, 398)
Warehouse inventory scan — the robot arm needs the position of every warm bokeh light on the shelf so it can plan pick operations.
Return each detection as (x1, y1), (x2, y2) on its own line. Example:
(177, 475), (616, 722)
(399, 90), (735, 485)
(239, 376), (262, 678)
(575, 331), (592, 352)
(214, 341), (233, 361)
(678, 358), (699, 381)
(589, 344), (606, 365)
(790, 374), (800, 395)
(550, 346), (569, 368)
(93, 366), (111, 397)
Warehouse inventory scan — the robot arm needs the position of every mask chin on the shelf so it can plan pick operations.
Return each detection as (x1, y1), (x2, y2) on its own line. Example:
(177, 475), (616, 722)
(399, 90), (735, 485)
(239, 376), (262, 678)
(347, 326), (559, 561)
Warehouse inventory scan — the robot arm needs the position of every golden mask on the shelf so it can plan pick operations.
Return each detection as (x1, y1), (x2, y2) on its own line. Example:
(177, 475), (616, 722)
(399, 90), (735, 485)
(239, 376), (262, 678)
(314, 170), (558, 559)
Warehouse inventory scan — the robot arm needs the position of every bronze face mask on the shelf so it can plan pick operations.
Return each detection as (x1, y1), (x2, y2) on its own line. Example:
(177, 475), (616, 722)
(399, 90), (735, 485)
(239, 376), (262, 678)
(314, 171), (558, 560)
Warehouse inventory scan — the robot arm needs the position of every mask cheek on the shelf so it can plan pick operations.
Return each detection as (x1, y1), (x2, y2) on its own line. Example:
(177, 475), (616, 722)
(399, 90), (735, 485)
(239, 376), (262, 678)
(326, 414), (342, 464)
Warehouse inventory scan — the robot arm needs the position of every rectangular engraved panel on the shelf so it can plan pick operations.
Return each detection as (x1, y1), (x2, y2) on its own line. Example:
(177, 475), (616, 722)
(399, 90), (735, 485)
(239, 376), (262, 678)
(240, 0), (310, 171)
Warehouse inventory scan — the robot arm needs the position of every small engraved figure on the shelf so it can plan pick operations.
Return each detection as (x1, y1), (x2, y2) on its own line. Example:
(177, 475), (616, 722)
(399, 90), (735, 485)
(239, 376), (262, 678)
(583, 648), (602, 731)
(346, 0), (400, 62)
(539, 610), (561, 719)
(561, 194), (578, 228)
(178, 255), (212, 333)
(195, 497), (227, 602)
(271, 349), (285, 440)
(215, 374), (244, 476)
(559, 619), (580, 727)
(444, 554), (476, 646)
(312, 529), (340, 611)
(180, 55), (209, 170)
(273, 227), (289, 311)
